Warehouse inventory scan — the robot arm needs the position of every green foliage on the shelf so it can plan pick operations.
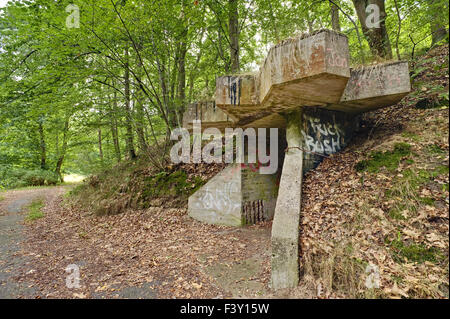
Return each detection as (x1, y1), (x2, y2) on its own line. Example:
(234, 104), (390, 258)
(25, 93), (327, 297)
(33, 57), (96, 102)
(355, 143), (412, 173)
(25, 198), (45, 221)
(0, 0), (448, 183)
(401, 131), (420, 141)
(388, 203), (409, 220)
(0, 165), (59, 189)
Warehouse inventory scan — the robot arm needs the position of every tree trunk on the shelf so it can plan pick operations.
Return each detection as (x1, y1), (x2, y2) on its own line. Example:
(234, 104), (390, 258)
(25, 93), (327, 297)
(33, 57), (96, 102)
(430, 0), (448, 45)
(111, 90), (121, 163)
(307, 14), (314, 33)
(135, 54), (149, 153)
(98, 128), (104, 165)
(38, 121), (47, 170)
(330, 1), (341, 32)
(135, 98), (149, 154)
(431, 24), (448, 46)
(393, 0), (401, 60)
(352, 0), (393, 59)
(177, 38), (187, 127)
(55, 116), (69, 183)
(229, 0), (240, 73)
(124, 48), (137, 160)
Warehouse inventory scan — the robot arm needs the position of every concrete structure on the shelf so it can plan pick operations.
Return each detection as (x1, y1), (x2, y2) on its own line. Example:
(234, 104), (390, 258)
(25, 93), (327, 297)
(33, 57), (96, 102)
(182, 101), (233, 131)
(188, 163), (280, 227)
(183, 29), (411, 289)
(271, 110), (304, 289)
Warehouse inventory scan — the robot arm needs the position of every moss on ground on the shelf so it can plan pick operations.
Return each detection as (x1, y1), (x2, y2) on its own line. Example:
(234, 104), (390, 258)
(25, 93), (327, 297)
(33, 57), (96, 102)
(141, 170), (206, 203)
(427, 144), (446, 154)
(401, 131), (420, 142)
(355, 143), (412, 173)
(25, 198), (45, 221)
(388, 233), (442, 264)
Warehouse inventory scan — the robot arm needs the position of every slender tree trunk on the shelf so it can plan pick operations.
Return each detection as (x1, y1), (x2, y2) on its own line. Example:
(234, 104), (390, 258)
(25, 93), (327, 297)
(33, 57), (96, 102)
(430, 0), (448, 45)
(55, 116), (69, 183)
(393, 0), (401, 60)
(330, 1), (341, 32)
(352, 0), (393, 59)
(135, 54), (149, 153)
(307, 14), (314, 33)
(111, 90), (121, 163)
(177, 38), (187, 127)
(229, 0), (240, 73)
(135, 98), (149, 153)
(217, 30), (229, 73)
(38, 121), (47, 170)
(98, 128), (104, 165)
(124, 48), (137, 160)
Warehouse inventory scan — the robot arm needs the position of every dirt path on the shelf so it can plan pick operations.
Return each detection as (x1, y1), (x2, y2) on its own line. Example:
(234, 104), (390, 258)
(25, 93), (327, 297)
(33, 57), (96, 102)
(0, 186), (285, 299)
(0, 187), (67, 298)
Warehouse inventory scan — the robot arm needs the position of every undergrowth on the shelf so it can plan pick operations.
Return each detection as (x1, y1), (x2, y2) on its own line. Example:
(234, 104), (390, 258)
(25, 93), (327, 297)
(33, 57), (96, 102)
(0, 165), (59, 189)
(69, 156), (216, 215)
(25, 198), (45, 221)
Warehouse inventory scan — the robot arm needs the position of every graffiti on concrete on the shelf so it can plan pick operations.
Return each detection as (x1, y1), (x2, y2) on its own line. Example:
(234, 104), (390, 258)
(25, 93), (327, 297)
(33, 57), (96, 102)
(348, 66), (402, 92)
(228, 77), (241, 105)
(301, 117), (343, 155)
(193, 178), (240, 215)
(326, 48), (348, 68)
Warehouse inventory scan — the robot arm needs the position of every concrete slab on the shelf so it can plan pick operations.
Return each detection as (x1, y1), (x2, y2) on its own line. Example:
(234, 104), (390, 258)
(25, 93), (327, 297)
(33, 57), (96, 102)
(182, 101), (233, 131)
(216, 30), (350, 122)
(331, 61), (411, 112)
(188, 164), (243, 227)
(213, 32), (410, 128)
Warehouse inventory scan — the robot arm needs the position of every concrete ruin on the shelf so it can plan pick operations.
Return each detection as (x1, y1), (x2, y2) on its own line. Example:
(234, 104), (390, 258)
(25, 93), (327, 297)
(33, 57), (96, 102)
(182, 29), (411, 289)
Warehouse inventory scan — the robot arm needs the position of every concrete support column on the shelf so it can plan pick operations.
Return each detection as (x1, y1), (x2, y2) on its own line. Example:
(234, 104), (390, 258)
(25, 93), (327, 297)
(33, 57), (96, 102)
(271, 108), (303, 289)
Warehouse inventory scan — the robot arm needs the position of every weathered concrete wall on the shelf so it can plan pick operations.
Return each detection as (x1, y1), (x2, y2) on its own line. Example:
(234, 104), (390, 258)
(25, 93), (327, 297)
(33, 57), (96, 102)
(182, 101), (233, 131)
(188, 161), (281, 227)
(215, 74), (259, 108)
(258, 30), (350, 106)
(188, 164), (242, 227)
(241, 165), (279, 223)
(301, 107), (359, 172)
(331, 61), (411, 112)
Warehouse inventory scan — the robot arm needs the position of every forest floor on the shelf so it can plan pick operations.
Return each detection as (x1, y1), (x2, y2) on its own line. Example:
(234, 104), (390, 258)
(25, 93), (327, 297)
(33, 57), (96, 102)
(0, 186), (282, 299)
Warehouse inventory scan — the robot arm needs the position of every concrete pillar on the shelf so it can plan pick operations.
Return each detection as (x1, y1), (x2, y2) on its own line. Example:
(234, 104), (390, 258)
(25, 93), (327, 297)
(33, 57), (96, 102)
(271, 108), (303, 289)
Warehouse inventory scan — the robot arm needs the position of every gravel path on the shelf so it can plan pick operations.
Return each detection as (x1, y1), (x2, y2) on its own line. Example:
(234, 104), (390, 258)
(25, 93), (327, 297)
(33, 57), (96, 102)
(0, 187), (65, 298)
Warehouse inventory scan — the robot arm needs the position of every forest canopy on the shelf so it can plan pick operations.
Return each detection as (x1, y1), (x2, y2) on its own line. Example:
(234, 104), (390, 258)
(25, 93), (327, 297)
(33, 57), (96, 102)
(0, 0), (448, 188)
